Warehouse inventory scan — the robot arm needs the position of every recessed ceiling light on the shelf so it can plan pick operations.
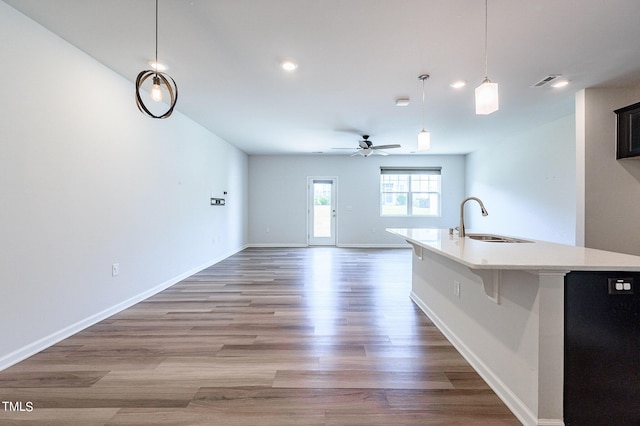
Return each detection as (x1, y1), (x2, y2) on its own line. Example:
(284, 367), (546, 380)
(148, 60), (168, 71)
(396, 98), (410, 107)
(450, 80), (466, 89)
(551, 79), (570, 88)
(281, 60), (298, 72)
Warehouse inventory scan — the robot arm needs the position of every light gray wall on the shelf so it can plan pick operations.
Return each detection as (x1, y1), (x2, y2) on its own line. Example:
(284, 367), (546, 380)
(248, 155), (465, 246)
(579, 85), (640, 255)
(465, 114), (576, 244)
(0, 2), (248, 368)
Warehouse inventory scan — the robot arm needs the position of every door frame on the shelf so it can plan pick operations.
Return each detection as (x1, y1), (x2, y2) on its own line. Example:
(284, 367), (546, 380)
(307, 176), (338, 246)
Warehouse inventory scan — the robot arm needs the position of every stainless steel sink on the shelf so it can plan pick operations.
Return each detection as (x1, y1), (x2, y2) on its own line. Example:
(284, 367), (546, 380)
(467, 234), (533, 243)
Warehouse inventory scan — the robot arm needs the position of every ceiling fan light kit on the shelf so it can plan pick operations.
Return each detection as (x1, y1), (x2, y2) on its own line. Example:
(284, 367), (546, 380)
(340, 135), (401, 157)
(135, 0), (178, 119)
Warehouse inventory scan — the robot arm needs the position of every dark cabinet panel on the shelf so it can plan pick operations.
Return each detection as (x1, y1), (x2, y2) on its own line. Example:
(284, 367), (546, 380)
(615, 102), (640, 159)
(564, 271), (640, 425)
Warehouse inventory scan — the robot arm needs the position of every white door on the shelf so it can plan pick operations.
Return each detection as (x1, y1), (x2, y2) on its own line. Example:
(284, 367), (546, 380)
(308, 178), (337, 246)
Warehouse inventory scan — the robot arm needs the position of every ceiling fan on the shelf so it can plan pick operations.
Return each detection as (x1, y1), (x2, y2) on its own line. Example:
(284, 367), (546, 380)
(334, 135), (401, 157)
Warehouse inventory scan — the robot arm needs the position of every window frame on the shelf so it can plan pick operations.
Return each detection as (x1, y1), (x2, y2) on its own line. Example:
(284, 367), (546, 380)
(379, 167), (442, 217)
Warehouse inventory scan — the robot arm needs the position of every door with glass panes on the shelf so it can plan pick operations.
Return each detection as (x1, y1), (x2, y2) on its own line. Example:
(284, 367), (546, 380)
(307, 178), (337, 246)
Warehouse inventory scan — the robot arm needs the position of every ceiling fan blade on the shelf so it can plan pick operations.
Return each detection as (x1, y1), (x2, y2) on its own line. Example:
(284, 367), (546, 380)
(358, 140), (369, 149)
(350, 151), (361, 157)
(332, 147), (355, 150)
(333, 127), (367, 136)
(371, 144), (401, 150)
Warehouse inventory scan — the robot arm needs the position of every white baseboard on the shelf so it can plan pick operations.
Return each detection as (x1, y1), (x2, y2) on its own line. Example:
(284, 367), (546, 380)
(0, 245), (246, 372)
(336, 244), (410, 248)
(246, 243), (308, 248)
(246, 243), (410, 249)
(537, 420), (565, 426)
(410, 291), (563, 426)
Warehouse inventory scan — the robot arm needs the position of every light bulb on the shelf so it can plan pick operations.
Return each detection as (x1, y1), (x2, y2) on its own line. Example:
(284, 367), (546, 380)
(418, 130), (431, 151)
(151, 76), (163, 102)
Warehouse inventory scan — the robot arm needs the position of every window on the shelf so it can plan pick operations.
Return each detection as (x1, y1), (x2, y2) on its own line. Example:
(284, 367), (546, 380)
(380, 167), (441, 216)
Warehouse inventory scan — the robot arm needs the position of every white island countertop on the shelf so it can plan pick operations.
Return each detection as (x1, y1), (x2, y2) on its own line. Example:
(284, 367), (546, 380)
(387, 228), (640, 271)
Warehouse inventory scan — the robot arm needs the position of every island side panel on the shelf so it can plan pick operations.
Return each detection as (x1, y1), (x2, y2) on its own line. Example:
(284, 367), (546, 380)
(536, 271), (567, 422)
(409, 250), (560, 425)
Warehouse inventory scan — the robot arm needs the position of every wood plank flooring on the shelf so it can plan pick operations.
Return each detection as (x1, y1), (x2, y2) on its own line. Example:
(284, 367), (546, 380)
(0, 247), (520, 425)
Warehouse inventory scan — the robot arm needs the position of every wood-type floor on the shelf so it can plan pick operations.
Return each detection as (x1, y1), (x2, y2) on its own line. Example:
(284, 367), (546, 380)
(0, 247), (520, 425)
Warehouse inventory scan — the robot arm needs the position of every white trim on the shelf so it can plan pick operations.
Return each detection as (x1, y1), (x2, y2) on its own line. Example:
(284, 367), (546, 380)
(575, 89), (586, 247)
(337, 244), (410, 249)
(537, 420), (565, 426)
(0, 245), (247, 372)
(247, 243), (409, 249)
(247, 243), (308, 248)
(410, 291), (563, 426)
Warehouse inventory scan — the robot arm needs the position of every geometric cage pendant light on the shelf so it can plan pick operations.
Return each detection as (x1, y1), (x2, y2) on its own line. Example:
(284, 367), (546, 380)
(475, 0), (498, 115)
(135, 0), (178, 119)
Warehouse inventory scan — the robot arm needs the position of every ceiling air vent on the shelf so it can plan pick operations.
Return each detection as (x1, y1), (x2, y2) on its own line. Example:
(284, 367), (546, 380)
(531, 75), (560, 88)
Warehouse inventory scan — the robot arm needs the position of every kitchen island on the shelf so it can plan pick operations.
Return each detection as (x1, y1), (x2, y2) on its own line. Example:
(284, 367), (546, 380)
(387, 228), (640, 426)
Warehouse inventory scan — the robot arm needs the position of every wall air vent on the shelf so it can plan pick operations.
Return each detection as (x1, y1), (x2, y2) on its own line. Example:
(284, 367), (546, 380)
(531, 74), (560, 88)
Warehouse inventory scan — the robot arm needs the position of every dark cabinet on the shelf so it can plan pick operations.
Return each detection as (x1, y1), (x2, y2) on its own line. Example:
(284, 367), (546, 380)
(615, 102), (640, 159)
(564, 271), (640, 425)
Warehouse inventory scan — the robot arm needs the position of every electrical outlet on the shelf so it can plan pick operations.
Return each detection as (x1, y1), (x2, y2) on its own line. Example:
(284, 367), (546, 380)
(608, 278), (634, 294)
(112, 263), (120, 277)
(454, 280), (461, 298)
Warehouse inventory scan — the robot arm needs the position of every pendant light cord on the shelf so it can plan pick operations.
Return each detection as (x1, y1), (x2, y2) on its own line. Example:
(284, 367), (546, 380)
(484, 0), (488, 80)
(418, 74), (429, 131)
(421, 77), (426, 131)
(155, 0), (159, 74)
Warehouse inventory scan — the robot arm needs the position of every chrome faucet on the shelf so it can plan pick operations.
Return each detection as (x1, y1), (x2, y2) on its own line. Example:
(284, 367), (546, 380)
(459, 197), (488, 237)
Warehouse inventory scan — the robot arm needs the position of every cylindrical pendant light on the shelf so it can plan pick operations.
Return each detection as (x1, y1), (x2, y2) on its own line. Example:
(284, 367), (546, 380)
(418, 74), (431, 151)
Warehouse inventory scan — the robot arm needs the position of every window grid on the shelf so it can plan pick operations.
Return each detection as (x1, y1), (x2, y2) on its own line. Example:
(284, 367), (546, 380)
(380, 173), (441, 216)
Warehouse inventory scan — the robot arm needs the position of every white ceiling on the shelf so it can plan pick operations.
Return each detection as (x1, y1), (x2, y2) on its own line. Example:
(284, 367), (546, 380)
(5, 0), (640, 155)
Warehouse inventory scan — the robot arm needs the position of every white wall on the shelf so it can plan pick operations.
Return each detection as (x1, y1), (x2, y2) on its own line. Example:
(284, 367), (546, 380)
(0, 2), (248, 368)
(578, 85), (640, 255)
(465, 114), (576, 244)
(410, 252), (565, 425)
(248, 155), (465, 246)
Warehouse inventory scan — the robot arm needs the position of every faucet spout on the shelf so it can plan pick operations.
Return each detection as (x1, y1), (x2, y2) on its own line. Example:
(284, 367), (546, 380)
(459, 197), (488, 238)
